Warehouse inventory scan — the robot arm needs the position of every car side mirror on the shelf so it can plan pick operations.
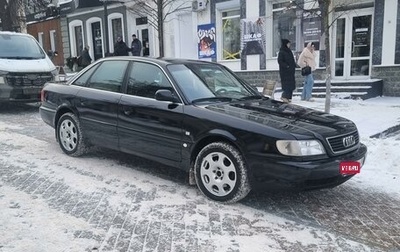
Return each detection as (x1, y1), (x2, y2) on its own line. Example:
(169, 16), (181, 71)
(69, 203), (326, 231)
(155, 89), (180, 103)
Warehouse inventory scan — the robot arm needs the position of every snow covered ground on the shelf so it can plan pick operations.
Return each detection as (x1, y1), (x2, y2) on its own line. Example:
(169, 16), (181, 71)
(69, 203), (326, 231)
(0, 95), (399, 251)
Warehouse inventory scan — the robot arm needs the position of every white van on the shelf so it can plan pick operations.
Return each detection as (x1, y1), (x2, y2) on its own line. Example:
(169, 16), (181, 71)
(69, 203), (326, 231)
(0, 31), (59, 102)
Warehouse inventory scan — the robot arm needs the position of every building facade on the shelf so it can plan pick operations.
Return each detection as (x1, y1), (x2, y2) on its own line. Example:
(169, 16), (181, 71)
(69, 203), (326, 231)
(24, 0), (400, 96)
(165, 0), (399, 97)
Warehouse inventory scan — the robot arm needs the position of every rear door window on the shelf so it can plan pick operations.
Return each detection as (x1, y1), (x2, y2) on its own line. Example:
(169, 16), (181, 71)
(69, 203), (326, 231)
(87, 60), (129, 93)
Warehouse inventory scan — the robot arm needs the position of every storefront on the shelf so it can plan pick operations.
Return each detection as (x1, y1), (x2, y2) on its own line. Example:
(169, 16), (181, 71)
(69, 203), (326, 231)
(62, 1), (154, 61)
(167, 0), (399, 96)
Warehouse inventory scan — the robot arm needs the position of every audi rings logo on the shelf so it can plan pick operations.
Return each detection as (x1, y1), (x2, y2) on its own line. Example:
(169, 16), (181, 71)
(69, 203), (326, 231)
(342, 135), (356, 148)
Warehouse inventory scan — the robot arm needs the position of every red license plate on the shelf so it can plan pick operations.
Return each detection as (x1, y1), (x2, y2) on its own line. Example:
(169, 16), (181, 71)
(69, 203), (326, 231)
(340, 161), (361, 175)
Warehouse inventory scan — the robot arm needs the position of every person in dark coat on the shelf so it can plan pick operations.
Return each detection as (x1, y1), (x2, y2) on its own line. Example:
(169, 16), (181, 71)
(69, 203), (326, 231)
(277, 39), (296, 103)
(130, 34), (142, 56)
(79, 45), (92, 70)
(113, 36), (130, 56)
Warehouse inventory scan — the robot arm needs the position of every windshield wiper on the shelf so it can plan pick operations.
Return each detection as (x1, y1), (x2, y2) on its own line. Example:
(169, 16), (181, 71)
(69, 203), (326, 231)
(192, 97), (233, 104)
(238, 95), (263, 100)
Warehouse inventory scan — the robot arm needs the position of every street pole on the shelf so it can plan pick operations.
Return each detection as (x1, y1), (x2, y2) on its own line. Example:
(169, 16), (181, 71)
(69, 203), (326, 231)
(104, 0), (110, 56)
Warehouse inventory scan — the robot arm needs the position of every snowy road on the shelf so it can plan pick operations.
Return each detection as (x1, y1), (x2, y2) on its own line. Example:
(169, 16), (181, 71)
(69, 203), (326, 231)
(0, 102), (399, 252)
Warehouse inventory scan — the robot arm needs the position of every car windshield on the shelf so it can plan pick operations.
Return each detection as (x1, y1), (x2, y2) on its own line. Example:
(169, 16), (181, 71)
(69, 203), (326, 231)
(0, 33), (46, 59)
(167, 63), (260, 103)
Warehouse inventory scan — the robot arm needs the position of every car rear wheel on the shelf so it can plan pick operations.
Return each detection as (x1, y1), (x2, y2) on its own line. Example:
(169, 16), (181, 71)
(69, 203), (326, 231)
(194, 142), (251, 203)
(57, 112), (88, 157)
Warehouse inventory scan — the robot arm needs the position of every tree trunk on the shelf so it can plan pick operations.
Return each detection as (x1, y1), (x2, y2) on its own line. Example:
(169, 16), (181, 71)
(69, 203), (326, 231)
(0, 0), (26, 32)
(319, 0), (332, 113)
(157, 0), (164, 57)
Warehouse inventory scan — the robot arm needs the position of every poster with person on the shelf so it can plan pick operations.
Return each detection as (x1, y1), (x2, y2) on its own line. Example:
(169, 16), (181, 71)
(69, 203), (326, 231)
(197, 23), (216, 59)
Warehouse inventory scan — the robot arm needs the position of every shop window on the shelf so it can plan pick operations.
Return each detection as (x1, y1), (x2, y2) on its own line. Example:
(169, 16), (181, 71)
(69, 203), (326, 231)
(272, 2), (302, 57)
(222, 10), (241, 60)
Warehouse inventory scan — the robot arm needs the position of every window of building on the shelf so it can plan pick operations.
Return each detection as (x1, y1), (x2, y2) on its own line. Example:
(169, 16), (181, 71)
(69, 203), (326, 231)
(272, 2), (302, 57)
(49, 30), (56, 52)
(74, 26), (83, 55)
(108, 13), (124, 52)
(221, 9), (241, 60)
(38, 32), (44, 47)
(69, 20), (84, 57)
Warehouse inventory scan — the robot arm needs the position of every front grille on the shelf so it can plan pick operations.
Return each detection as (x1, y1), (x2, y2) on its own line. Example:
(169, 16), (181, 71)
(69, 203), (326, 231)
(6, 72), (53, 87)
(326, 131), (359, 154)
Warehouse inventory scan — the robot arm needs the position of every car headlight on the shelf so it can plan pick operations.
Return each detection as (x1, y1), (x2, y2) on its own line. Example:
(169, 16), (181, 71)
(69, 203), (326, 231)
(51, 68), (60, 82)
(276, 140), (326, 156)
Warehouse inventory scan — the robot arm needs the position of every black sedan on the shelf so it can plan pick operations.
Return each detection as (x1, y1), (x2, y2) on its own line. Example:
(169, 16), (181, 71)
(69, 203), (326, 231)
(39, 57), (367, 203)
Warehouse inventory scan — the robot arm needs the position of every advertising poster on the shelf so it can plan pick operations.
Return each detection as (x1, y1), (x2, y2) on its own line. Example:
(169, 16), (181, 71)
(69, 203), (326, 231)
(302, 12), (321, 49)
(197, 23), (216, 59)
(240, 17), (266, 56)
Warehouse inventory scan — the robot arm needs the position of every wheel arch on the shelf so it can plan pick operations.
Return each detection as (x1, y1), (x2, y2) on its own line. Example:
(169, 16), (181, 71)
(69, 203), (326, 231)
(190, 129), (246, 170)
(54, 106), (78, 140)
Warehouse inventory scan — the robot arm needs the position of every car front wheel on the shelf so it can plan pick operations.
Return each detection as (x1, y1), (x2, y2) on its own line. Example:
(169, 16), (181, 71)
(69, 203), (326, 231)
(194, 142), (251, 203)
(57, 112), (88, 157)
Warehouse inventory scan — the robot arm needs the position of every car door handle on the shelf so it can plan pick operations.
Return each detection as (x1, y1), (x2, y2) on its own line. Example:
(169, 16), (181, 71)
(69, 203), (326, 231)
(123, 107), (135, 116)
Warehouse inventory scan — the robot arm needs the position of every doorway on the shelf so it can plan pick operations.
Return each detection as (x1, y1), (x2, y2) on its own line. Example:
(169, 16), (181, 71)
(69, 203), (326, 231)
(139, 28), (149, 56)
(91, 22), (103, 60)
(333, 8), (373, 79)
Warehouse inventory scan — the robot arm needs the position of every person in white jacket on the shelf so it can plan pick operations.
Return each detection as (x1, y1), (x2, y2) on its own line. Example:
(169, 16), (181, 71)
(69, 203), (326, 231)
(297, 42), (316, 101)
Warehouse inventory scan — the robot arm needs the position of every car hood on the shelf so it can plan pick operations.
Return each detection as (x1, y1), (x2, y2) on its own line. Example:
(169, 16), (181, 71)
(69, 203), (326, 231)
(204, 99), (358, 138)
(0, 58), (55, 72)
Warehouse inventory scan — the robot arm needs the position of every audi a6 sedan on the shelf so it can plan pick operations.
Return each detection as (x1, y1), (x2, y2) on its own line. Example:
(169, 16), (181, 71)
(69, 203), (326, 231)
(39, 57), (367, 203)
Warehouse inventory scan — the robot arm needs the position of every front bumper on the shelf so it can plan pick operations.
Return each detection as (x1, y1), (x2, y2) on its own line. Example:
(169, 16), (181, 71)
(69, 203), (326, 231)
(0, 85), (43, 102)
(248, 143), (367, 191)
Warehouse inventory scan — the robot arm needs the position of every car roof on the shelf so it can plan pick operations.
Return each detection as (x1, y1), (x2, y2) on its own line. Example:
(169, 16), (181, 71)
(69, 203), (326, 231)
(96, 56), (219, 68)
(0, 31), (36, 39)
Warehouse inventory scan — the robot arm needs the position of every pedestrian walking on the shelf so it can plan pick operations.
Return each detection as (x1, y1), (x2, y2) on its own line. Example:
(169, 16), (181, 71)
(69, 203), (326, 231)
(277, 39), (296, 103)
(113, 36), (130, 56)
(130, 34), (142, 56)
(298, 42), (316, 101)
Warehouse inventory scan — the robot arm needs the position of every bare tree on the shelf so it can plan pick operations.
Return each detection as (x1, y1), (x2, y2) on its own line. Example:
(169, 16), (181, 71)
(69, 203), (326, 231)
(124, 0), (191, 57)
(318, 0), (332, 113)
(0, 0), (26, 32)
(1, 0), (53, 32)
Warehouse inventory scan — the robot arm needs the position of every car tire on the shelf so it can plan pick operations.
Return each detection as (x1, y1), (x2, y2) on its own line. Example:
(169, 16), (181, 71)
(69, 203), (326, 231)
(194, 142), (251, 203)
(57, 112), (88, 157)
